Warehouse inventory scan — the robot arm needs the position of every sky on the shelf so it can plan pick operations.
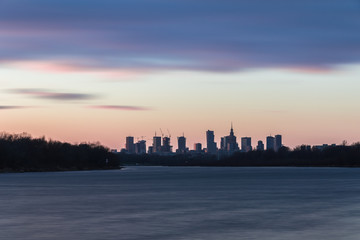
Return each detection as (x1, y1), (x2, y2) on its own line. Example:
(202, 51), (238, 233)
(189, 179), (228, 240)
(1, 0), (360, 150)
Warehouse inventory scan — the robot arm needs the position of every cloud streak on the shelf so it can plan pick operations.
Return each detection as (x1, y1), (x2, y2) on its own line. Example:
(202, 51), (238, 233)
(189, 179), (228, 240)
(0, 106), (28, 110)
(90, 105), (151, 111)
(0, 0), (359, 72)
(10, 89), (97, 101)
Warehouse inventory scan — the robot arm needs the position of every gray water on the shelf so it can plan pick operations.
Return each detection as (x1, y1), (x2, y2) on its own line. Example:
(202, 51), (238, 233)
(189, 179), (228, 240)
(1, 167), (360, 240)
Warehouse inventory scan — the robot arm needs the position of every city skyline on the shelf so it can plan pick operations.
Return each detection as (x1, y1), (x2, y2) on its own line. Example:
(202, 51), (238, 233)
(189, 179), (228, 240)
(1, 1), (359, 149)
(120, 126), (344, 156)
(121, 124), (283, 154)
(115, 123), (348, 152)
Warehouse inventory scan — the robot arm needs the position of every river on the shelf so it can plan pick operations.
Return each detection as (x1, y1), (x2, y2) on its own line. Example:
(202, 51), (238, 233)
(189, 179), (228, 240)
(1, 166), (360, 239)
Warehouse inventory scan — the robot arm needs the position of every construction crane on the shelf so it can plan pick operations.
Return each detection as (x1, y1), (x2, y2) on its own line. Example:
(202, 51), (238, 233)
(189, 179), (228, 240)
(160, 128), (164, 137)
(167, 129), (171, 138)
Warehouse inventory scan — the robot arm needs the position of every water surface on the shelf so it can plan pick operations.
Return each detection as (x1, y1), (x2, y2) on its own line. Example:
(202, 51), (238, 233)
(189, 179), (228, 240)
(1, 167), (360, 240)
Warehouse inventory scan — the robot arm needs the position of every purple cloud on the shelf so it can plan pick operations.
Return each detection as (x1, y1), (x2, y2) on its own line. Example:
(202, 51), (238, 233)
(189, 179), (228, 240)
(10, 89), (97, 101)
(90, 105), (151, 111)
(0, 0), (359, 72)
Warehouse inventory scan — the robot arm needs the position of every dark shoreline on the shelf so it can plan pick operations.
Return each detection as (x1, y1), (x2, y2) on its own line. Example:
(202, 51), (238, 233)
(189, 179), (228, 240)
(3, 165), (360, 174)
(0, 166), (123, 174)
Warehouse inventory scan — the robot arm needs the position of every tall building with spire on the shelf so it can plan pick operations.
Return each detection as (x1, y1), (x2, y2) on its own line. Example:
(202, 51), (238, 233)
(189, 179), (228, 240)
(223, 123), (239, 153)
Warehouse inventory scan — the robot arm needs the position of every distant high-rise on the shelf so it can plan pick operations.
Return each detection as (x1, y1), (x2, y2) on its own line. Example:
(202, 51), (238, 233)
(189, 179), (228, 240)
(223, 123), (239, 153)
(275, 135), (282, 152)
(266, 136), (275, 151)
(194, 143), (202, 153)
(206, 130), (217, 154)
(257, 140), (264, 151)
(161, 137), (172, 153)
(135, 140), (146, 154)
(241, 137), (252, 152)
(153, 135), (162, 153)
(177, 136), (186, 153)
(125, 136), (135, 154)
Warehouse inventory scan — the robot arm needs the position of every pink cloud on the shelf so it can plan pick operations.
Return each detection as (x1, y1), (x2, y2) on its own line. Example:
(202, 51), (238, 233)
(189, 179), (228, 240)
(4, 60), (146, 81)
(89, 105), (151, 111)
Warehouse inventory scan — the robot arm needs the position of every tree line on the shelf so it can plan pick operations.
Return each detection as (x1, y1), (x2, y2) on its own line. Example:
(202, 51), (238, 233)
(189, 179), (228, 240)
(0, 133), (120, 172)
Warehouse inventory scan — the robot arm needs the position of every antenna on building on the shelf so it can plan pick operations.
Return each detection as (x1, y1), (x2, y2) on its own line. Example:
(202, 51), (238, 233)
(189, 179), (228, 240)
(230, 121), (234, 135)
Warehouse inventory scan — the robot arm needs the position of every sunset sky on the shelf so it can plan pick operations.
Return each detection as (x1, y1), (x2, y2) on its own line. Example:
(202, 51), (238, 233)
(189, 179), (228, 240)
(1, 0), (360, 149)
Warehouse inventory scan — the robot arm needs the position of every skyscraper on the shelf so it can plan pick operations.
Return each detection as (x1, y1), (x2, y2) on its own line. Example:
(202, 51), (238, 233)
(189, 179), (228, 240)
(223, 123), (239, 153)
(153, 135), (162, 153)
(266, 136), (275, 151)
(125, 136), (135, 154)
(275, 135), (282, 152)
(177, 135), (186, 153)
(135, 140), (146, 154)
(161, 137), (172, 153)
(206, 130), (217, 154)
(241, 137), (252, 152)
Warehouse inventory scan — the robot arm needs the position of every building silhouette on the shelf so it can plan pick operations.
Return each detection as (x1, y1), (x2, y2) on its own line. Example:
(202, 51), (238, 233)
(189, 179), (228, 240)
(223, 123), (239, 153)
(206, 130), (217, 154)
(177, 135), (187, 153)
(194, 143), (202, 153)
(266, 136), (275, 151)
(152, 135), (162, 153)
(161, 137), (172, 153)
(275, 135), (282, 152)
(135, 140), (146, 154)
(257, 140), (264, 151)
(125, 136), (135, 154)
(241, 137), (252, 152)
